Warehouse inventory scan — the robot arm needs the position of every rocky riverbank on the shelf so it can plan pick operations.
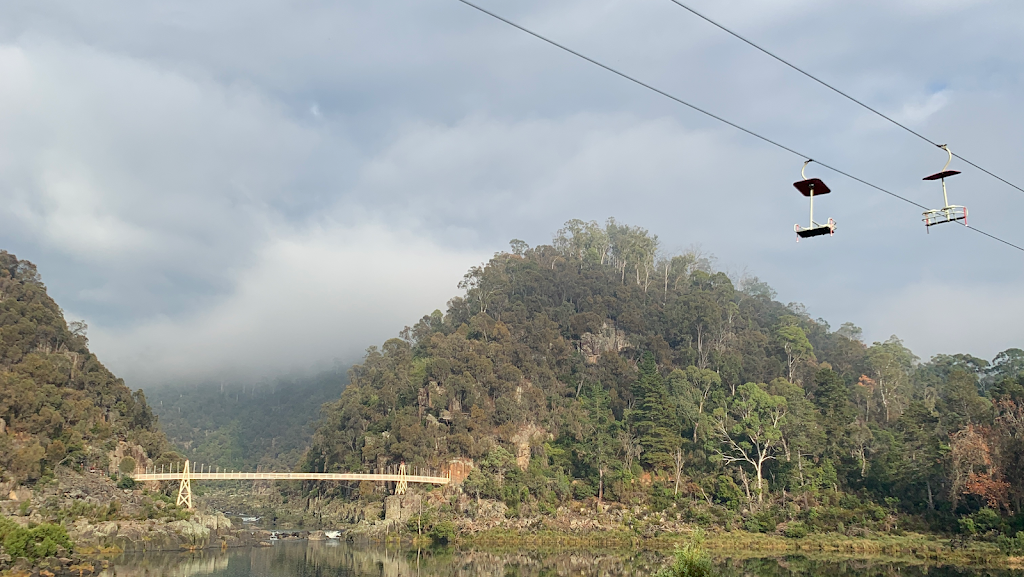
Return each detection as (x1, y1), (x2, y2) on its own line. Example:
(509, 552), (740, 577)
(196, 485), (687, 543)
(0, 470), (297, 577)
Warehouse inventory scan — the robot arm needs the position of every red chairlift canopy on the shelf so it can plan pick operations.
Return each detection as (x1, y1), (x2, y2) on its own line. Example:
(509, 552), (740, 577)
(792, 178), (831, 197)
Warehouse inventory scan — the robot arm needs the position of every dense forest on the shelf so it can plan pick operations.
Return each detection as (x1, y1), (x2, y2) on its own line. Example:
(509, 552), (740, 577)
(306, 219), (1024, 538)
(150, 371), (346, 472)
(0, 251), (173, 485)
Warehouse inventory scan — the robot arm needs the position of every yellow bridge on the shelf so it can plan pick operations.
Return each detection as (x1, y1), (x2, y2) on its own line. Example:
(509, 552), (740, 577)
(134, 460), (450, 509)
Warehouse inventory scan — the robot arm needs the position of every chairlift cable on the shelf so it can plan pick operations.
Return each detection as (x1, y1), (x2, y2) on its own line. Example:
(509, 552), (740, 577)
(663, 0), (1024, 196)
(454, 0), (1024, 253)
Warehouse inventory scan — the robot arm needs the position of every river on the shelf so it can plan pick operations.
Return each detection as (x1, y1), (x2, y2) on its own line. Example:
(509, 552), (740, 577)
(100, 540), (1024, 577)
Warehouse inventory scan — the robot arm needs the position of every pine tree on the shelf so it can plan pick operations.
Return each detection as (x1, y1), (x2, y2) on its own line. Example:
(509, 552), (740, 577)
(631, 352), (681, 470)
(812, 368), (855, 472)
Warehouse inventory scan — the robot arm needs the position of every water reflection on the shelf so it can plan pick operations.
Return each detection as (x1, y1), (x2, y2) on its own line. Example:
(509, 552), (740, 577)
(103, 540), (1024, 577)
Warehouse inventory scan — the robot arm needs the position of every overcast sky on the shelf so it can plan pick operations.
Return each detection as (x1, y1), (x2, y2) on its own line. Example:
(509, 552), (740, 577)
(1, 0), (1022, 386)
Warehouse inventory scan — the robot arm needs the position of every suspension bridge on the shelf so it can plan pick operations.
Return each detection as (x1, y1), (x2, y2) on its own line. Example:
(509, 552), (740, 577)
(133, 460), (450, 509)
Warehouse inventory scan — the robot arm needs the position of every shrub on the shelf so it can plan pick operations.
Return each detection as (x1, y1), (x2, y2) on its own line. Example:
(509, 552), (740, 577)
(571, 482), (595, 501)
(118, 457), (137, 475)
(429, 521), (455, 545)
(116, 476), (136, 490)
(744, 509), (778, 534)
(973, 508), (1001, 533)
(784, 522), (809, 539)
(958, 516), (977, 536)
(657, 532), (714, 577)
(997, 531), (1024, 556)
(0, 515), (73, 561)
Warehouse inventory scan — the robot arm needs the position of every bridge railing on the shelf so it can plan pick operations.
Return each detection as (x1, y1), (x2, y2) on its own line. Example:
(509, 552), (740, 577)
(133, 460), (450, 509)
(133, 472), (450, 483)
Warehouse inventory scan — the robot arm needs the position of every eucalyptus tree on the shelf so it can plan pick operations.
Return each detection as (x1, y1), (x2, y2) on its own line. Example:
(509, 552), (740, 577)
(710, 382), (788, 503)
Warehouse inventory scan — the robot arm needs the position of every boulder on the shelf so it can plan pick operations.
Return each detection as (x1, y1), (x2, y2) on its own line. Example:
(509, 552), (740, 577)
(384, 494), (422, 524)
(168, 520), (211, 548)
(361, 502), (382, 522)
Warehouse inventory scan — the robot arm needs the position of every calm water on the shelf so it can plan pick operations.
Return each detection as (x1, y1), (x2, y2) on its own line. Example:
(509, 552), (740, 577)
(101, 540), (1024, 577)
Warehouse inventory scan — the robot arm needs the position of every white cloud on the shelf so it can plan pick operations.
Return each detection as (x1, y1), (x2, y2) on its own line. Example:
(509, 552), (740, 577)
(894, 91), (950, 126)
(0, 38), (346, 315)
(1, 0), (1022, 387)
(89, 222), (485, 385)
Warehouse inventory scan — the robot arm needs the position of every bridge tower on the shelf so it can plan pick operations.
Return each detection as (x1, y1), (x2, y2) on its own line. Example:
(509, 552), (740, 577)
(177, 460), (193, 509)
(395, 461), (408, 495)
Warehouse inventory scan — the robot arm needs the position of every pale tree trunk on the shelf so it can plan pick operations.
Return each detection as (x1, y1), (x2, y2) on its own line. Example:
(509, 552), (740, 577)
(754, 455), (766, 503)
(785, 343), (796, 382)
(879, 379), (891, 423)
(663, 262), (670, 303)
(739, 469), (752, 504)
(673, 448), (684, 496)
(695, 324), (710, 369)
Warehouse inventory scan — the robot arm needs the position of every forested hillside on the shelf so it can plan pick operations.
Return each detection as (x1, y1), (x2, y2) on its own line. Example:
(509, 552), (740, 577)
(0, 251), (172, 484)
(307, 219), (1024, 536)
(150, 371), (346, 472)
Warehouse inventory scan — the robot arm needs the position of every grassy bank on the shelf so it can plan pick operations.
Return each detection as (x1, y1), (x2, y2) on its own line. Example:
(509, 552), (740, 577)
(459, 528), (1012, 568)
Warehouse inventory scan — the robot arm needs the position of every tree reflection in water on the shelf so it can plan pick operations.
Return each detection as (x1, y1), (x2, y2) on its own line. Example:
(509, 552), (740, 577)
(102, 541), (1023, 577)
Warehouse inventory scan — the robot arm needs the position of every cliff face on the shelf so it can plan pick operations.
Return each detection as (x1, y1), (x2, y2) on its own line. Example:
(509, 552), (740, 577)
(0, 251), (171, 487)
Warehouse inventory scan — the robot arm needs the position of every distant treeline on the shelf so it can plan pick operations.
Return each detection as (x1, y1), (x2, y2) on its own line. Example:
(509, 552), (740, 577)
(150, 372), (347, 472)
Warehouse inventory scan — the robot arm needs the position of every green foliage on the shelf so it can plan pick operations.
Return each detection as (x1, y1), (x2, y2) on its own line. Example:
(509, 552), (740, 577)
(997, 531), (1024, 556)
(119, 457), (137, 475)
(783, 521), (809, 538)
(428, 520), (455, 544)
(959, 508), (1000, 536)
(657, 531), (714, 577)
(0, 251), (170, 484)
(0, 514), (73, 561)
(116, 475), (137, 490)
(631, 352), (681, 470)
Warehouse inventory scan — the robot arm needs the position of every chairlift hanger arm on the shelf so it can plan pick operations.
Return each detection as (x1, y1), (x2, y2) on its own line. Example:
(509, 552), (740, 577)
(923, 145), (961, 181)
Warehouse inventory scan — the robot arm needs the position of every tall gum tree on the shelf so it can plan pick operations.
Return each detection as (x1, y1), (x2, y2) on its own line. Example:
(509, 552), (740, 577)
(710, 382), (788, 503)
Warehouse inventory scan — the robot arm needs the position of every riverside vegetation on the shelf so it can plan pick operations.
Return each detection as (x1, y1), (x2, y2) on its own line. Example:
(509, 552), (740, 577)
(291, 219), (1024, 561)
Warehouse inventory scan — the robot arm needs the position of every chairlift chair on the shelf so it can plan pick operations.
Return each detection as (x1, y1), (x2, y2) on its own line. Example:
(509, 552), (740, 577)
(922, 145), (967, 231)
(792, 160), (836, 240)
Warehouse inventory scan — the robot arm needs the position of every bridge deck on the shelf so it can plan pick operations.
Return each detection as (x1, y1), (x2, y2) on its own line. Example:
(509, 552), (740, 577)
(134, 472), (450, 484)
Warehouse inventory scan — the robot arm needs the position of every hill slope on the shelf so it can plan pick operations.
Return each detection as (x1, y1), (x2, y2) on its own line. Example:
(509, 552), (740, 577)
(306, 219), (1024, 533)
(0, 251), (172, 485)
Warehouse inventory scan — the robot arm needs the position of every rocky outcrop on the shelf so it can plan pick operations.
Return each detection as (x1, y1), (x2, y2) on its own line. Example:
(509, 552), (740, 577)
(384, 494), (422, 525)
(68, 513), (258, 552)
(107, 441), (153, 476)
(510, 424), (547, 470)
(579, 322), (627, 364)
(447, 458), (474, 486)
